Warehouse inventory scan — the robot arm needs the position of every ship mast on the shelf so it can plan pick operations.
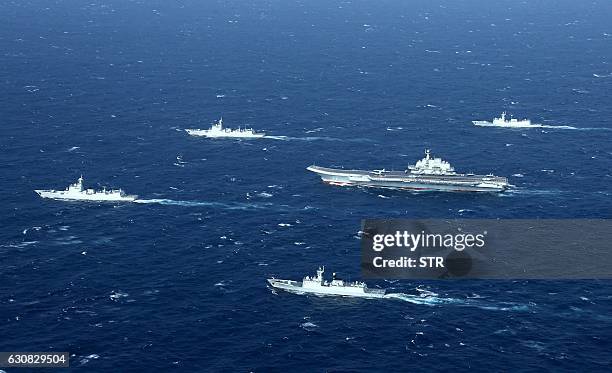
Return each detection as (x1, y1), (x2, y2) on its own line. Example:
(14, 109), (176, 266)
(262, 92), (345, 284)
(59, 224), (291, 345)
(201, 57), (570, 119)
(316, 266), (325, 283)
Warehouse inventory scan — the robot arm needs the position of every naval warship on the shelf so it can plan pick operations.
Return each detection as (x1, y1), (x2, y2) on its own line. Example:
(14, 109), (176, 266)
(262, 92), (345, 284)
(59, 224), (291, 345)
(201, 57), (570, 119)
(185, 118), (265, 138)
(267, 266), (386, 298)
(307, 149), (509, 192)
(473, 112), (532, 128)
(35, 176), (137, 202)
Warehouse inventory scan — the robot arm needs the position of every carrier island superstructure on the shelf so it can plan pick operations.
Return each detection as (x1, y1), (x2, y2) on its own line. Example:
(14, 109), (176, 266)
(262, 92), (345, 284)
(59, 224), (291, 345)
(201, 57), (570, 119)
(307, 149), (509, 192)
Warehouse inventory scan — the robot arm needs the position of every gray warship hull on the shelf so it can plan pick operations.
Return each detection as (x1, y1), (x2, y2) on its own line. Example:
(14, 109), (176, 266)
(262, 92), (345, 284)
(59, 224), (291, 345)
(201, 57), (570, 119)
(307, 166), (509, 192)
(267, 278), (386, 298)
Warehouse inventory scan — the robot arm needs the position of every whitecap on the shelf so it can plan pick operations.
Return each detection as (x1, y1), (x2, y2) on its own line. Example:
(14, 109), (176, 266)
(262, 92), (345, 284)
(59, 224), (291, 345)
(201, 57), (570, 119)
(79, 354), (100, 366)
(109, 291), (129, 300)
(300, 322), (318, 331)
(458, 209), (474, 213)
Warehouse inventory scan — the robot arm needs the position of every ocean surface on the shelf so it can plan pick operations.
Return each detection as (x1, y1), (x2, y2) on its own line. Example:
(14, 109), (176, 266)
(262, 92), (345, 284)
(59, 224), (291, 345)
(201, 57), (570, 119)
(1, 0), (612, 371)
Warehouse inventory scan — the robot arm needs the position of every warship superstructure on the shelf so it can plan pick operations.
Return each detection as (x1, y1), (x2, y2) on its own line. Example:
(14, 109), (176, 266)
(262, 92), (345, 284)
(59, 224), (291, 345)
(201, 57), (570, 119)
(307, 149), (509, 192)
(267, 267), (386, 298)
(473, 112), (532, 128)
(35, 176), (137, 202)
(185, 118), (265, 138)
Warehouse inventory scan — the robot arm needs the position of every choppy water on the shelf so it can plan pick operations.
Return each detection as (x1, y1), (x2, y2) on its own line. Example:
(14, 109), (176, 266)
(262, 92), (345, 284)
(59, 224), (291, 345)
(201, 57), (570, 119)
(1, 0), (612, 371)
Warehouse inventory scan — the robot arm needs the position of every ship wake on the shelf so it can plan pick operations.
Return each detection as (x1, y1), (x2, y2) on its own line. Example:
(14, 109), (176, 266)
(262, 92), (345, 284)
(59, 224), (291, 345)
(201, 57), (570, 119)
(265, 135), (373, 143)
(501, 188), (566, 197)
(383, 292), (463, 305)
(133, 198), (274, 211)
(384, 292), (533, 312)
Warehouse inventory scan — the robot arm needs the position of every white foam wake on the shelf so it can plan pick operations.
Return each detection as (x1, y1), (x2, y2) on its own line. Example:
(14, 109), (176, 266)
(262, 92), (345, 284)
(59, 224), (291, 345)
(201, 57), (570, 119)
(133, 198), (271, 210)
(264, 135), (372, 143)
(383, 292), (463, 305)
(384, 292), (532, 312)
(502, 188), (565, 197)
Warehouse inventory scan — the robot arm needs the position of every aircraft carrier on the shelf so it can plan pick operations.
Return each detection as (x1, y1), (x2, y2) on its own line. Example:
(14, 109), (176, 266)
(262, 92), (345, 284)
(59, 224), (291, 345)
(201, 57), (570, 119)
(307, 149), (509, 192)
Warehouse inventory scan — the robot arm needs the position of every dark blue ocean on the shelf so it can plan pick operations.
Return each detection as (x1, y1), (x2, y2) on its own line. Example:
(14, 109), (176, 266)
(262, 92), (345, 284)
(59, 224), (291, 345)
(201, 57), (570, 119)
(1, 0), (612, 371)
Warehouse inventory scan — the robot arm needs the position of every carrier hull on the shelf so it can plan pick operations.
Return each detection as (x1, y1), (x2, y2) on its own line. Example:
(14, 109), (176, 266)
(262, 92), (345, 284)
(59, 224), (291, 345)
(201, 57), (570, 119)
(307, 166), (508, 192)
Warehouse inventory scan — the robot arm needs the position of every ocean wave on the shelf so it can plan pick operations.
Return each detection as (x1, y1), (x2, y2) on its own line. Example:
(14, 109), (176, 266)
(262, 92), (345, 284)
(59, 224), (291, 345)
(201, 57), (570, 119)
(300, 321), (319, 331)
(109, 291), (129, 301)
(22, 226), (42, 235)
(1, 241), (39, 249)
(78, 354), (100, 366)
